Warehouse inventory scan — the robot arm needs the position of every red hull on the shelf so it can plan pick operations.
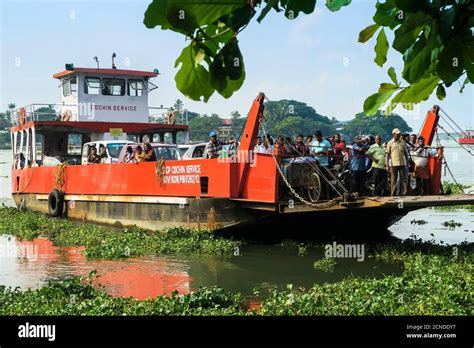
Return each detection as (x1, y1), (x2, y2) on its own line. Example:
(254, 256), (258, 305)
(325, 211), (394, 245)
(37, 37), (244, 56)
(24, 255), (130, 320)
(459, 138), (474, 144)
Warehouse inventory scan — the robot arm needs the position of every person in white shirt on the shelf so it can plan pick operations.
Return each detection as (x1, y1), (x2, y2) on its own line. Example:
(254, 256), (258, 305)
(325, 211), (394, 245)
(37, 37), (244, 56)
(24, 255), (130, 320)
(254, 136), (266, 153)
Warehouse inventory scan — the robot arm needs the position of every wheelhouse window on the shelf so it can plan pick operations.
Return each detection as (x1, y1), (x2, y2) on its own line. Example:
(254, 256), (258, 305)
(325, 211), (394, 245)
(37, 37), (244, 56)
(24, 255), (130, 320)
(102, 78), (125, 96)
(84, 77), (102, 95)
(63, 77), (77, 97)
(128, 79), (145, 97)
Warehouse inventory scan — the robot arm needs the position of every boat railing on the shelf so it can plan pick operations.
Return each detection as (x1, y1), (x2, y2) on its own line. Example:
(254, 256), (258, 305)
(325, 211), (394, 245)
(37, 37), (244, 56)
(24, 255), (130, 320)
(10, 104), (189, 126)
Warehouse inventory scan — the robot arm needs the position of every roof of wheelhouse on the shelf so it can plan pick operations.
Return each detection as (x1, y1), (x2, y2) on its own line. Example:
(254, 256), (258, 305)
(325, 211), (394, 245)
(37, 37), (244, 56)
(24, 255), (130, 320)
(53, 68), (158, 79)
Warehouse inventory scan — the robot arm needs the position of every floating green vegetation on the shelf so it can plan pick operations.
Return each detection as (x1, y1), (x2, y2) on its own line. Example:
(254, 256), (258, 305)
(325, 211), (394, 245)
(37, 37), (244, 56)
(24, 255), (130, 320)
(431, 204), (474, 213)
(259, 244), (473, 315)
(0, 207), (241, 258)
(0, 238), (472, 316)
(297, 243), (309, 257)
(0, 272), (242, 316)
(442, 181), (471, 195)
(313, 258), (337, 272)
(410, 219), (428, 225)
(442, 220), (463, 230)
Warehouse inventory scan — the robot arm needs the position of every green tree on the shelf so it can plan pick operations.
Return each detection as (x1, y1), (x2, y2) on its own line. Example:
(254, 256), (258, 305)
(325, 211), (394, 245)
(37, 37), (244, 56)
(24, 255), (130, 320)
(35, 106), (58, 121)
(262, 99), (336, 137)
(187, 113), (222, 142)
(342, 111), (412, 142)
(143, 0), (472, 113)
(230, 110), (245, 137)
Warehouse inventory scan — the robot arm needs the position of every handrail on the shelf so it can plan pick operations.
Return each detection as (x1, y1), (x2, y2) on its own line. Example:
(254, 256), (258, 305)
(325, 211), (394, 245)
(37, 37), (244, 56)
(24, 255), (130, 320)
(10, 103), (189, 126)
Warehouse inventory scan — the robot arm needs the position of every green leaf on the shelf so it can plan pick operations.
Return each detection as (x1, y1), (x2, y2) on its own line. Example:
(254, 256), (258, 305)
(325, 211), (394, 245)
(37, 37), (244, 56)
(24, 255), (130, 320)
(219, 65), (246, 98)
(175, 43), (214, 102)
(437, 36), (472, 84)
(364, 87), (397, 115)
(373, 0), (401, 29)
(326, 0), (351, 12)
(392, 12), (433, 53)
(281, 0), (316, 19)
(436, 84), (446, 101)
(374, 29), (389, 67)
(144, 0), (246, 33)
(400, 75), (440, 103)
(402, 27), (440, 83)
(359, 24), (380, 43)
(387, 67), (399, 85)
(219, 4), (255, 31)
(378, 83), (397, 93)
(394, 0), (431, 13)
(384, 88), (407, 114)
(257, 0), (280, 23)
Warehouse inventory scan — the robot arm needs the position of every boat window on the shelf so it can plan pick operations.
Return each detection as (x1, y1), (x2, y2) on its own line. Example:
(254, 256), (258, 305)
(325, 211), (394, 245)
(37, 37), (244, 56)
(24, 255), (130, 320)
(84, 77), (102, 95)
(154, 147), (180, 160)
(102, 78), (125, 96)
(128, 79), (145, 97)
(67, 134), (82, 155)
(63, 77), (77, 97)
(107, 143), (127, 158)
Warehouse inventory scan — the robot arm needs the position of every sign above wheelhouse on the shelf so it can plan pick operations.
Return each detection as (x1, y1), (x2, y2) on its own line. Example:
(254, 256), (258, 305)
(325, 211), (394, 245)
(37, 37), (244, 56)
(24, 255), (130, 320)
(53, 66), (159, 123)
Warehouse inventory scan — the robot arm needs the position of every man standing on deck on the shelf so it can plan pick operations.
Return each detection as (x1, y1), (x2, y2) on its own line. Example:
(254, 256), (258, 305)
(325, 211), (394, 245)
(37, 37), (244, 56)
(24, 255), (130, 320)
(310, 130), (333, 167)
(205, 131), (235, 159)
(367, 135), (387, 196)
(386, 128), (409, 196)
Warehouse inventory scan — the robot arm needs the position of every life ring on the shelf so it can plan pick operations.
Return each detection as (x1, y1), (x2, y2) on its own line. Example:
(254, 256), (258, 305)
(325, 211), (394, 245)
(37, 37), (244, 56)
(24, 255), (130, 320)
(167, 111), (176, 125)
(48, 189), (64, 217)
(18, 108), (26, 125)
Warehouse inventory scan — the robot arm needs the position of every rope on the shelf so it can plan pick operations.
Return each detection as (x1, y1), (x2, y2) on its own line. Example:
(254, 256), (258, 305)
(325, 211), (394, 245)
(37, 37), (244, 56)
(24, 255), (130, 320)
(437, 123), (474, 156)
(54, 162), (67, 192)
(435, 130), (460, 187)
(155, 158), (165, 186)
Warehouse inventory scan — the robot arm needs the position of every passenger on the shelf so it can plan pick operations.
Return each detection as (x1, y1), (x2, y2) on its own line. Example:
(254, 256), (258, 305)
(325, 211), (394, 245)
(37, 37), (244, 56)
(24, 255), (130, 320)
(254, 136), (266, 153)
(350, 136), (369, 197)
(134, 145), (145, 163)
(273, 136), (285, 157)
(310, 130), (333, 167)
(366, 135), (387, 196)
(332, 133), (346, 165)
(124, 146), (136, 163)
(264, 135), (274, 154)
(143, 142), (157, 162)
(411, 136), (431, 195)
(305, 135), (313, 146)
(87, 147), (101, 164)
(284, 136), (297, 156)
(386, 128), (409, 196)
(403, 133), (414, 149)
(409, 134), (417, 148)
(18, 153), (26, 169)
(204, 131), (235, 158)
(98, 145), (108, 163)
(194, 148), (204, 157)
(294, 134), (309, 156)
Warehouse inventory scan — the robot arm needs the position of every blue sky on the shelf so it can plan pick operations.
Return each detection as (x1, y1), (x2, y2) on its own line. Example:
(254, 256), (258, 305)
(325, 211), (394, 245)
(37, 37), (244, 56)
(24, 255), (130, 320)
(1, 0), (473, 131)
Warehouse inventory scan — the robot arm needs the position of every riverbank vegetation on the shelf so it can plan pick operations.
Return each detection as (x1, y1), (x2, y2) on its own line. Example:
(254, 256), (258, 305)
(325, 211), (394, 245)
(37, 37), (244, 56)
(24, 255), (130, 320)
(0, 219), (471, 315)
(0, 206), (241, 258)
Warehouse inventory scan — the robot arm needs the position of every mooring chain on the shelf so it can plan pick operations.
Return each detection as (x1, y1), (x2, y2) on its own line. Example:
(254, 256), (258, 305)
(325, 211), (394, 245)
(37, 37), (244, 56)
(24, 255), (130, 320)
(435, 130), (460, 187)
(258, 98), (342, 209)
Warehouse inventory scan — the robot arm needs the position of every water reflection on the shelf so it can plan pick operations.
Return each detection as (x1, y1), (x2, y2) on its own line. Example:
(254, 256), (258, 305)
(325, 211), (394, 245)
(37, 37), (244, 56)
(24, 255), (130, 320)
(0, 235), (400, 299)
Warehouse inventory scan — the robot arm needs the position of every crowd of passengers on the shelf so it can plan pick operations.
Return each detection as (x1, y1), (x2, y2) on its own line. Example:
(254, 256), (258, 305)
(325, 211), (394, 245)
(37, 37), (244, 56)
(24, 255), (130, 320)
(247, 128), (439, 197)
(204, 129), (431, 198)
(86, 142), (157, 164)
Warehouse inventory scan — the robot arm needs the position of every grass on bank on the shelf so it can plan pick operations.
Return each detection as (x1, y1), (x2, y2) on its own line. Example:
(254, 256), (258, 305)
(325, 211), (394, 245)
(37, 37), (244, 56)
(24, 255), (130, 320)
(0, 206), (241, 258)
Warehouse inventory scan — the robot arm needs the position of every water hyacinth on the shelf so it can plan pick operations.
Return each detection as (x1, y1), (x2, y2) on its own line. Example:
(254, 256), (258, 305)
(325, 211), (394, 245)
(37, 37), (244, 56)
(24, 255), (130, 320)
(0, 207), (241, 258)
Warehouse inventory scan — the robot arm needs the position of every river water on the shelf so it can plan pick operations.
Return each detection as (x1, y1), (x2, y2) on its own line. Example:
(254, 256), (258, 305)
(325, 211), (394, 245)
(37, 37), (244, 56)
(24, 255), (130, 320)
(0, 141), (472, 299)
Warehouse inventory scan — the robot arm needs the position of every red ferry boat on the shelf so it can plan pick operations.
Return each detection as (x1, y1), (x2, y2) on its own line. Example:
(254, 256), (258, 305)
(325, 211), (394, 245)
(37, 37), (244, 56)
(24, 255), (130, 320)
(10, 64), (474, 232)
(459, 130), (474, 145)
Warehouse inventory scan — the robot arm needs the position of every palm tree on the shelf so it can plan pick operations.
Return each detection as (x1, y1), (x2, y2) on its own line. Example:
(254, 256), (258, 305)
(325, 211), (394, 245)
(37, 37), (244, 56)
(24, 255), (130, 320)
(173, 99), (184, 112)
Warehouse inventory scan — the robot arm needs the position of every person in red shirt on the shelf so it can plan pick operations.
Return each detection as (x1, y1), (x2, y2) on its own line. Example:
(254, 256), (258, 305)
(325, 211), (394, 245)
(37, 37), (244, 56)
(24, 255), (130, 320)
(332, 133), (347, 165)
(143, 142), (157, 162)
